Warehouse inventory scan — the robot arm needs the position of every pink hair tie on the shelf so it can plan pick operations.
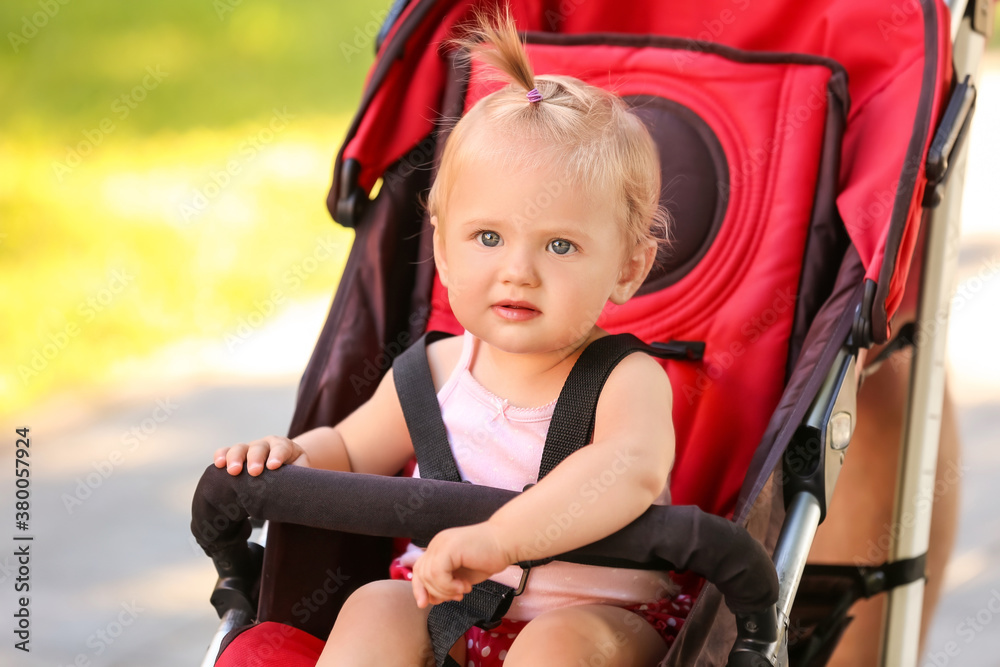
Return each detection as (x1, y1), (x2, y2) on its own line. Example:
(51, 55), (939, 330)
(526, 88), (542, 104)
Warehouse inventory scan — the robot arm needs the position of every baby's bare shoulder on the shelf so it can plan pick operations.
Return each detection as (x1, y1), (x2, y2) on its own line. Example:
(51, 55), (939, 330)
(597, 352), (674, 424)
(425, 334), (464, 391)
(610, 350), (671, 384)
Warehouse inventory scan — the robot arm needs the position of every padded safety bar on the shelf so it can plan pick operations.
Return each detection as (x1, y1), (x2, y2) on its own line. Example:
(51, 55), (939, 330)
(191, 464), (778, 618)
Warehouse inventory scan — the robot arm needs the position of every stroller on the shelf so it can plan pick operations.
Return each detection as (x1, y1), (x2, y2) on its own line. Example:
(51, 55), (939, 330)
(191, 0), (990, 664)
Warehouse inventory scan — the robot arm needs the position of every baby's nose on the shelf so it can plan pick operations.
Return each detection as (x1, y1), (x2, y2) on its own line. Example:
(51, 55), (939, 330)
(499, 247), (540, 285)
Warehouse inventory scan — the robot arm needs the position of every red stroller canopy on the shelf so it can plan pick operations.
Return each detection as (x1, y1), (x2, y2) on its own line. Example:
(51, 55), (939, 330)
(330, 0), (952, 344)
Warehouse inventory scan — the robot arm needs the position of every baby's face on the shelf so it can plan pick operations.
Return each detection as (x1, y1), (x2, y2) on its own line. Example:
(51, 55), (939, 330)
(432, 151), (647, 358)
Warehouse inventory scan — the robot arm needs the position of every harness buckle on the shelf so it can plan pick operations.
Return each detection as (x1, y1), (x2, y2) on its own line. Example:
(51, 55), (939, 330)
(514, 565), (531, 596)
(512, 557), (554, 596)
(476, 564), (535, 630)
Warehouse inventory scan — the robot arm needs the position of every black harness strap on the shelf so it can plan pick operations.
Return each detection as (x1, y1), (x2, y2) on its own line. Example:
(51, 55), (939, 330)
(790, 555), (927, 665)
(539, 333), (656, 481)
(427, 579), (519, 667)
(802, 554), (928, 599)
(393, 331), (462, 483)
(861, 321), (916, 379)
(396, 331), (701, 667)
(878, 553), (928, 592)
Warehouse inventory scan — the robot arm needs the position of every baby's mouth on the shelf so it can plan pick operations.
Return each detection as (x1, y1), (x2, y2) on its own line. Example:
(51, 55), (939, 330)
(496, 301), (538, 312)
(493, 301), (541, 319)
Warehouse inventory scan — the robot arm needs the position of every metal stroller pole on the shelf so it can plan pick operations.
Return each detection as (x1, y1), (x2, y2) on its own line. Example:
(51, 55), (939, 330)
(879, 4), (985, 663)
(879, 130), (967, 667)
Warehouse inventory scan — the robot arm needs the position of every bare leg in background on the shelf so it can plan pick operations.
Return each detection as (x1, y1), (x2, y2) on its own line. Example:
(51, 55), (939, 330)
(808, 342), (961, 665)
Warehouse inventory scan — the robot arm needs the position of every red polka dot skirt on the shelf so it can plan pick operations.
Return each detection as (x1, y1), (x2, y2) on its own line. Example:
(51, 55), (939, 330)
(390, 558), (696, 666)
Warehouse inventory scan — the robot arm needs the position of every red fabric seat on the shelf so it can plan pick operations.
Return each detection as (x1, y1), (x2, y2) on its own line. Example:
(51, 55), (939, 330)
(427, 37), (845, 516)
(215, 622), (323, 667)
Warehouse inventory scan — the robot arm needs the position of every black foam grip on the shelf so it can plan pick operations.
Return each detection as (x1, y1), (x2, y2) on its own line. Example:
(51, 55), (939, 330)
(192, 465), (777, 614)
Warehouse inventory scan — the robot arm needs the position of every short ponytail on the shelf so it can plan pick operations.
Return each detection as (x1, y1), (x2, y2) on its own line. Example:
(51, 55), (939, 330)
(452, 7), (537, 98)
(429, 6), (671, 259)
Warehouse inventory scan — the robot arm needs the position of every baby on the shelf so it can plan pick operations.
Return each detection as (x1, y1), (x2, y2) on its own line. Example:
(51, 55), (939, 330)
(215, 10), (680, 667)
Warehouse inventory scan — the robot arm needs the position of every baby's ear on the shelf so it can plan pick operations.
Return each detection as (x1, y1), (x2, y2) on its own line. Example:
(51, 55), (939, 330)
(610, 238), (656, 305)
(431, 216), (450, 288)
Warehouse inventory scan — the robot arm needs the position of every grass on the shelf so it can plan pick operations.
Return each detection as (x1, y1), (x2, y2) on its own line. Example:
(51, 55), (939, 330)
(0, 117), (361, 416)
(1, 0), (390, 135)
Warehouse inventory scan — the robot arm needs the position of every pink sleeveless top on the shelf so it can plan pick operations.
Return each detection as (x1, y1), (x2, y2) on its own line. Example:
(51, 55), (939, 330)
(396, 330), (676, 620)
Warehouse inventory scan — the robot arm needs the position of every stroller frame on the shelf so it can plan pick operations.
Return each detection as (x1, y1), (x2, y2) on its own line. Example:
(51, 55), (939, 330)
(878, 2), (987, 662)
(192, 1), (990, 665)
(760, 2), (986, 664)
(755, 3), (986, 664)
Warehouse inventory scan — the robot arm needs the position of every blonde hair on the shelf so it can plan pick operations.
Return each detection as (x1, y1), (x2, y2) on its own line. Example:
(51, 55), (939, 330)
(426, 8), (669, 257)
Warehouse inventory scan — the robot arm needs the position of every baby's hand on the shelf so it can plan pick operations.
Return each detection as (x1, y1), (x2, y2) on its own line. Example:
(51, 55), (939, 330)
(214, 436), (310, 477)
(411, 523), (513, 608)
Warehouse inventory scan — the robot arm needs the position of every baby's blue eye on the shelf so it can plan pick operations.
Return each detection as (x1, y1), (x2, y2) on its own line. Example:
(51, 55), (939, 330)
(549, 239), (574, 255)
(478, 231), (501, 247)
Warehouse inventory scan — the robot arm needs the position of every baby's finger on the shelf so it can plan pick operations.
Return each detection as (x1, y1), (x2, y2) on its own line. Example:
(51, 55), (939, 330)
(411, 574), (429, 609)
(422, 585), (449, 606)
(434, 572), (467, 600)
(413, 563), (446, 605)
(224, 444), (249, 475)
(289, 450), (311, 468)
(451, 579), (468, 600)
(421, 568), (461, 604)
(245, 441), (272, 476)
(265, 437), (296, 470)
(213, 447), (230, 468)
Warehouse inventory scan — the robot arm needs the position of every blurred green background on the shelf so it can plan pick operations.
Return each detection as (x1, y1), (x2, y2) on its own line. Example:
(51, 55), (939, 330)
(1, 2), (998, 420)
(1, 0), (393, 417)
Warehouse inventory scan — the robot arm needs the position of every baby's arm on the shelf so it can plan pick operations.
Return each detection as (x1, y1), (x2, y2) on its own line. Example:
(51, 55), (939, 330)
(490, 352), (675, 556)
(412, 352), (675, 606)
(214, 367), (415, 477)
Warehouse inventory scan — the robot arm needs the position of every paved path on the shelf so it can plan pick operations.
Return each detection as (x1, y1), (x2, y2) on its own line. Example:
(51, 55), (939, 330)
(2, 381), (302, 667)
